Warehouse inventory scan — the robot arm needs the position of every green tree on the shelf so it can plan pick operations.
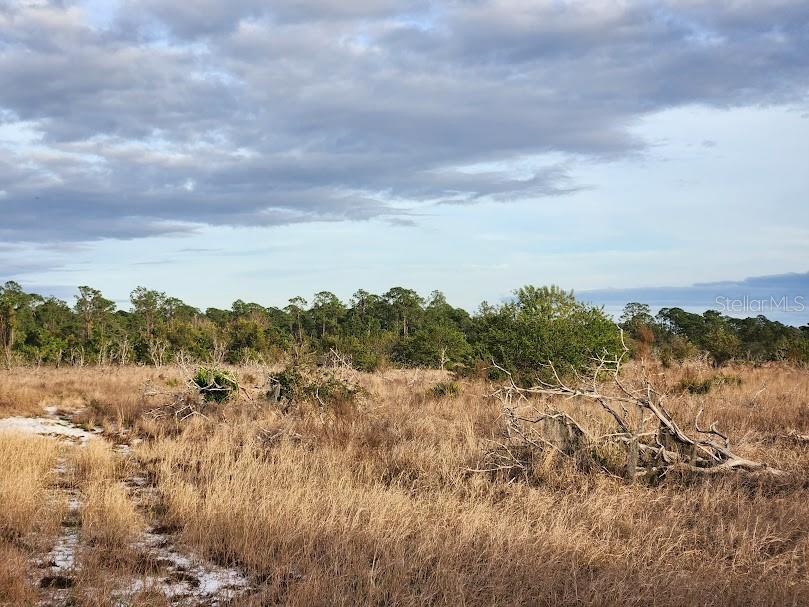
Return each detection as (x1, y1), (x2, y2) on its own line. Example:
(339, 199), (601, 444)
(0, 281), (34, 368)
(74, 286), (116, 345)
(620, 302), (656, 359)
(705, 324), (741, 367)
(620, 302), (654, 333)
(383, 287), (424, 337)
(130, 286), (167, 340)
(285, 296), (308, 343)
(396, 320), (472, 370)
(311, 291), (345, 339)
(474, 285), (622, 384)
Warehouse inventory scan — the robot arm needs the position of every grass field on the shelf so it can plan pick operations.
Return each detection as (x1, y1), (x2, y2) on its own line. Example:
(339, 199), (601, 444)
(0, 362), (808, 606)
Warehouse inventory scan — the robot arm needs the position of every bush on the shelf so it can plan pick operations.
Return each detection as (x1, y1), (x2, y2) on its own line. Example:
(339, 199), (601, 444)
(394, 322), (472, 370)
(192, 367), (238, 403)
(431, 381), (460, 398)
(271, 362), (364, 408)
(473, 286), (623, 385)
(333, 335), (394, 372)
(658, 335), (699, 367)
(676, 372), (742, 395)
(677, 376), (714, 395)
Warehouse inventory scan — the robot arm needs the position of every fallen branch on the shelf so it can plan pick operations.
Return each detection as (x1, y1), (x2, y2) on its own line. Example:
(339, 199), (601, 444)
(472, 333), (783, 482)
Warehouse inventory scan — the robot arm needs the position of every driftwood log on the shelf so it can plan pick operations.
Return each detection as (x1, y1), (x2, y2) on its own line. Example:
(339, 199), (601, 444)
(473, 339), (782, 482)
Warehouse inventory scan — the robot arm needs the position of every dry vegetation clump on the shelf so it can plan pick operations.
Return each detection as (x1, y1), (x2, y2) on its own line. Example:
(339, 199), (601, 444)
(0, 379), (50, 417)
(81, 480), (144, 548)
(0, 433), (66, 604)
(68, 437), (119, 487)
(0, 542), (37, 605)
(0, 432), (64, 540)
(0, 365), (195, 428)
(474, 354), (794, 483)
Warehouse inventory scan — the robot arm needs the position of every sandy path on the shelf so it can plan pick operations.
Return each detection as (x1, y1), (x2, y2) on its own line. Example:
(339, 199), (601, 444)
(1, 407), (251, 606)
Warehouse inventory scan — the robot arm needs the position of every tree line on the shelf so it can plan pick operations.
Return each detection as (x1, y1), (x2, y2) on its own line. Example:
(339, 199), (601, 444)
(1, 281), (807, 376)
(621, 303), (809, 366)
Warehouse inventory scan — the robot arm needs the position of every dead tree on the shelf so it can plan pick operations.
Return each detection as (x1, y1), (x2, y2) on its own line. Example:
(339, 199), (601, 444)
(143, 380), (211, 422)
(473, 338), (782, 482)
(147, 337), (170, 367)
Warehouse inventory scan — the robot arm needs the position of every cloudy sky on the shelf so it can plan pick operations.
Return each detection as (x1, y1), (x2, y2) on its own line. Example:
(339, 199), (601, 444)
(1, 0), (808, 322)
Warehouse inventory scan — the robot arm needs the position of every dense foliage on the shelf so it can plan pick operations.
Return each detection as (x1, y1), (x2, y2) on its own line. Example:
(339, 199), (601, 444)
(620, 302), (809, 366)
(192, 367), (239, 403)
(1, 281), (807, 375)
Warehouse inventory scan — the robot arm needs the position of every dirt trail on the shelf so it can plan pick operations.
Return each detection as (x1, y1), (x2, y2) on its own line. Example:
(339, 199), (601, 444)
(1, 407), (251, 606)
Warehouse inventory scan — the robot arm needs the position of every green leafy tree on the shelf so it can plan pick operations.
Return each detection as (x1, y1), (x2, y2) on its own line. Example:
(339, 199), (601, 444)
(395, 320), (472, 370)
(347, 289), (385, 337)
(311, 291), (345, 339)
(620, 302), (656, 359)
(705, 325), (741, 367)
(383, 287), (424, 338)
(74, 286), (116, 346)
(474, 285), (622, 384)
(620, 302), (654, 334)
(285, 296), (308, 343)
(130, 287), (168, 340)
(0, 281), (34, 368)
(28, 297), (74, 364)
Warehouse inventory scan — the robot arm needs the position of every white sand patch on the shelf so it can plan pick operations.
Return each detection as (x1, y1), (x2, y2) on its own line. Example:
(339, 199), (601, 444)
(47, 482), (82, 571)
(115, 443), (132, 455)
(125, 530), (250, 604)
(197, 567), (249, 596)
(0, 416), (100, 442)
(49, 529), (79, 570)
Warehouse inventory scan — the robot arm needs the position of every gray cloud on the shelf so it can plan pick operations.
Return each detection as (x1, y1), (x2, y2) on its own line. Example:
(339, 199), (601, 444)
(124, 0), (428, 35)
(0, 0), (808, 243)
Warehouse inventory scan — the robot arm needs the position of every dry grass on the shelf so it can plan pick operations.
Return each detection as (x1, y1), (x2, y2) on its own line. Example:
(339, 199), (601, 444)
(2, 363), (809, 605)
(0, 432), (64, 540)
(0, 365), (186, 423)
(0, 542), (37, 605)
(0, 433), (66, 604)
(68, 437), (119, 487)
(135, 364), (809, 606)
(81, 480), (143, 548)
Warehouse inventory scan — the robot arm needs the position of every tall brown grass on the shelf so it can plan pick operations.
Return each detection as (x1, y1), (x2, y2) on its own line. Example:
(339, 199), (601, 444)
(0, 543), (37, 605)
(0, 365), (185, 422)
(2, 363), (809, 605)
(68, 437), (119, 487)
(0, 433), (63, 539)
(134, 364), (809, 606)
(81, 481), (143, 548)
(0, 433), (66, 604)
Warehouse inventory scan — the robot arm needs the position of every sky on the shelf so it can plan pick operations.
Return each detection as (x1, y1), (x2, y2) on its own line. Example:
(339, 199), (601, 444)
(1, 0), (808, 324)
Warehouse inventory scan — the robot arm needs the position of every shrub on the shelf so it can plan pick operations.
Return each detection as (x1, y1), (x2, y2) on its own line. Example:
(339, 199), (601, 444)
(677, 376), (714, 395)
(394, 322), (472, 370)
(271, 362), (364, 408)
(474, 286), (623, 385)
(431, 381), (460, 398)
(658, 335), (699, 367)
(676, 372), (743, 395)
(333, 335), (393, 372)
(192, 367), (238, 403)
